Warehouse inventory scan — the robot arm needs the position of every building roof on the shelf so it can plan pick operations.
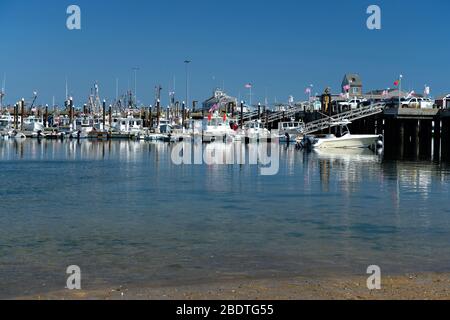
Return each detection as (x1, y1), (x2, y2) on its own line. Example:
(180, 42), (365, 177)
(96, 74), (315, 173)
(436, 93), (450, 100)
(342, 74), (362, 86)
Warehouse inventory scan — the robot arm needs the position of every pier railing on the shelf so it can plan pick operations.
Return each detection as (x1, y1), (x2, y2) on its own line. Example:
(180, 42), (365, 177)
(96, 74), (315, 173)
(302, 103), (385, 135)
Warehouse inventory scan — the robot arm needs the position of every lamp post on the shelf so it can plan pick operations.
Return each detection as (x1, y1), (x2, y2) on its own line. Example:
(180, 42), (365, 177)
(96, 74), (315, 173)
(184, 60), (191, 110)
(399, 74), (403, 107)
(132, 67), (139, 108)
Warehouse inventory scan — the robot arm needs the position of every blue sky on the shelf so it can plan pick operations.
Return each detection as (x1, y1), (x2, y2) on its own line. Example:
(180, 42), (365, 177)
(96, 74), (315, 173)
(0, 0), (449, 107)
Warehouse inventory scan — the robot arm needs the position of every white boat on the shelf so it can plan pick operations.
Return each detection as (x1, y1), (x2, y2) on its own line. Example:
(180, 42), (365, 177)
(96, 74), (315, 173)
(0, 115), (13, 131)
(276, 121), (305, 143)
(241, 120), (270, 142)
(23, 116), (45, 132)
(302, 121), (382, 149)
(8, 130), (26, 140)
(202, 114), (236, 143)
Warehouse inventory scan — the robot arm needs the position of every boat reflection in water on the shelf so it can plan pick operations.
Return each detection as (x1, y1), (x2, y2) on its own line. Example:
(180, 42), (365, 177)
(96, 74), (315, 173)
(2, 139), (450, 299)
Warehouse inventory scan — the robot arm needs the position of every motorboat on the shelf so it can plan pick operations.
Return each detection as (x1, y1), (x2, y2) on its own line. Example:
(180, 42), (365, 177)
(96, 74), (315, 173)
(301, 121), (382, 149)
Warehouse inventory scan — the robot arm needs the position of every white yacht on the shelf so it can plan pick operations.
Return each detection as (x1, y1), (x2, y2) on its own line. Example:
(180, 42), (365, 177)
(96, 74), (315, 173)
(302, 121), (382, 149)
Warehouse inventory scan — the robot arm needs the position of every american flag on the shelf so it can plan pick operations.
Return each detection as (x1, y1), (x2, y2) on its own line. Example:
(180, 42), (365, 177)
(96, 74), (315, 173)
(209, 103), (219, 113)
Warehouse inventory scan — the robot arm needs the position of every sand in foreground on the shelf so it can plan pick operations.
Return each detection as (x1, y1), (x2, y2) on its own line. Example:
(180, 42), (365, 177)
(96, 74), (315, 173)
(18, 273), (450, 300)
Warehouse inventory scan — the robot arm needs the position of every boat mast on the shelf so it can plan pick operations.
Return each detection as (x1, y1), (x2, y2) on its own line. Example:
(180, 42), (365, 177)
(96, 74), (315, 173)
(1, 73), (6, 112)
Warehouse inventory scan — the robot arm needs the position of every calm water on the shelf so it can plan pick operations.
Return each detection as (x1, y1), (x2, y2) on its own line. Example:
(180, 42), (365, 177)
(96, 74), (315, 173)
(1, 139), (450, 298)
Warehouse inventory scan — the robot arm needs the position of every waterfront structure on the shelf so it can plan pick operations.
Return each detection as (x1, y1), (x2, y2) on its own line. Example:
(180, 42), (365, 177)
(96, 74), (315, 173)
(342, 74), (363, 97)
(436, 94), (450, 109)
(202, 88), (237, 112)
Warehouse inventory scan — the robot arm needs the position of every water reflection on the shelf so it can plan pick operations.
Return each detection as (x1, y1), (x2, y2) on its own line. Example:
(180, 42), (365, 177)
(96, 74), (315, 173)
(1, 140), (450, 298)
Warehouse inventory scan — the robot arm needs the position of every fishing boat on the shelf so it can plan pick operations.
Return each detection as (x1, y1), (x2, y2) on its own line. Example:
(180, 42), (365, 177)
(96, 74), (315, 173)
(202, 114), (236, 143)
(241, 120), (270, 142)
(276, 121), (305, 143)
(301, 121), (382, 149)
(23, 115), (44, 132)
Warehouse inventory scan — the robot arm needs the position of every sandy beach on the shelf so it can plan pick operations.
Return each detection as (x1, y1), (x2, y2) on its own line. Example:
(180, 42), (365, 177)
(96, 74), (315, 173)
(17, 273), (450, 300)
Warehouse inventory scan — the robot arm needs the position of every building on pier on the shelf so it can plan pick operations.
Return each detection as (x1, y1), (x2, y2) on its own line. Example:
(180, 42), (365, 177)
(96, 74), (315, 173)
(436, 94), (450, 109)
(202, 88), (237, 112)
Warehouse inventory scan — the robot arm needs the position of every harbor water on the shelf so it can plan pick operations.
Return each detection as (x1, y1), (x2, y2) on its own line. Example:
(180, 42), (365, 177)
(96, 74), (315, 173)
(1, 139), (450, 298)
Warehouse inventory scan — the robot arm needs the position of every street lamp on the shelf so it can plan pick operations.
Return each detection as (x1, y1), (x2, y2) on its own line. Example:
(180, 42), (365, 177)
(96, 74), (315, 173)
(132, 67), (139, 108)
(184, 60), (191, 110)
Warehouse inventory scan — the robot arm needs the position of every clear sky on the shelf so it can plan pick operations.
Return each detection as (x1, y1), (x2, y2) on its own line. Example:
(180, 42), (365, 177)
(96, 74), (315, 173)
(0, 0), (449, 107)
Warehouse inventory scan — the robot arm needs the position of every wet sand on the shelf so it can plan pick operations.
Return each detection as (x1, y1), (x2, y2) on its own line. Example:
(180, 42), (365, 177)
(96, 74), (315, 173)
(18, 273), (450, 300)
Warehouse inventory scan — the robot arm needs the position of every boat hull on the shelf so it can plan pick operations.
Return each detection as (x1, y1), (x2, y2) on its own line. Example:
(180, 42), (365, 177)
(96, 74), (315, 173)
(313, 135), (380, 149)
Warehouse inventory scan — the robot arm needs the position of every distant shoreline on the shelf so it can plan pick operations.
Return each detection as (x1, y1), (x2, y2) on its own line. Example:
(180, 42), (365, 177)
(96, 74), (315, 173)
(15, 273), (450, 300)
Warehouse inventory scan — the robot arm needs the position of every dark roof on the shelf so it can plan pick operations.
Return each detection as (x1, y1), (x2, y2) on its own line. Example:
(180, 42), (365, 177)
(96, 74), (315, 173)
(342, 74), (362, 86)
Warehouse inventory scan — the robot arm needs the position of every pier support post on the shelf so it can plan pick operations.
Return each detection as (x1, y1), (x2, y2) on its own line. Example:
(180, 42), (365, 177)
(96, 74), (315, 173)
(441, 118), (450, 161)
(149, 106), (153, 130)
(102, 100), (106, 132)
(108, 106), (112, 135)
(399, 120), (405, 159)
(14, 103), (18, 129)
(240, 101), (244, 129)
(181, 101), (185, 129)
(44, 104), (48, 128)
(20, 98), (25, 131)
(157, 99), (161, 128)
(433, 119), (441, 161)
(419, 120), (432, 158)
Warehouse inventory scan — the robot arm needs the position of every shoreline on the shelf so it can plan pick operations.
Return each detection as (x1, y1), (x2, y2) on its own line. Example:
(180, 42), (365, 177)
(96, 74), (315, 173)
(16, 273), (450, 300)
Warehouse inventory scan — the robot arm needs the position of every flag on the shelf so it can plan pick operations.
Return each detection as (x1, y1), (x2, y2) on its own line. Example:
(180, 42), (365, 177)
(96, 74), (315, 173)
(245, 83), (252, 89)
(305, 87), (311, 94)
(208, 103), (219, 113)
(223, 113), (227, 121)
(343, 84), (351, 91)
(207, 113), (212, 121)
(424, 86), (430, 96)
(394, 80), (400, 86)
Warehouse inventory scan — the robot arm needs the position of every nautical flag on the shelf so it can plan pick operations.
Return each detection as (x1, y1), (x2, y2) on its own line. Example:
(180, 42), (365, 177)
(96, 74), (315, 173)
(305, 87), (311, 94)
(209, 103), (219, 113)
(343, 84), (351, 91)
(208, 113), (212, 121)
(424, 86), (430, 96)
(394, 80), (400, 86)
(245, 83), (252, 89)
